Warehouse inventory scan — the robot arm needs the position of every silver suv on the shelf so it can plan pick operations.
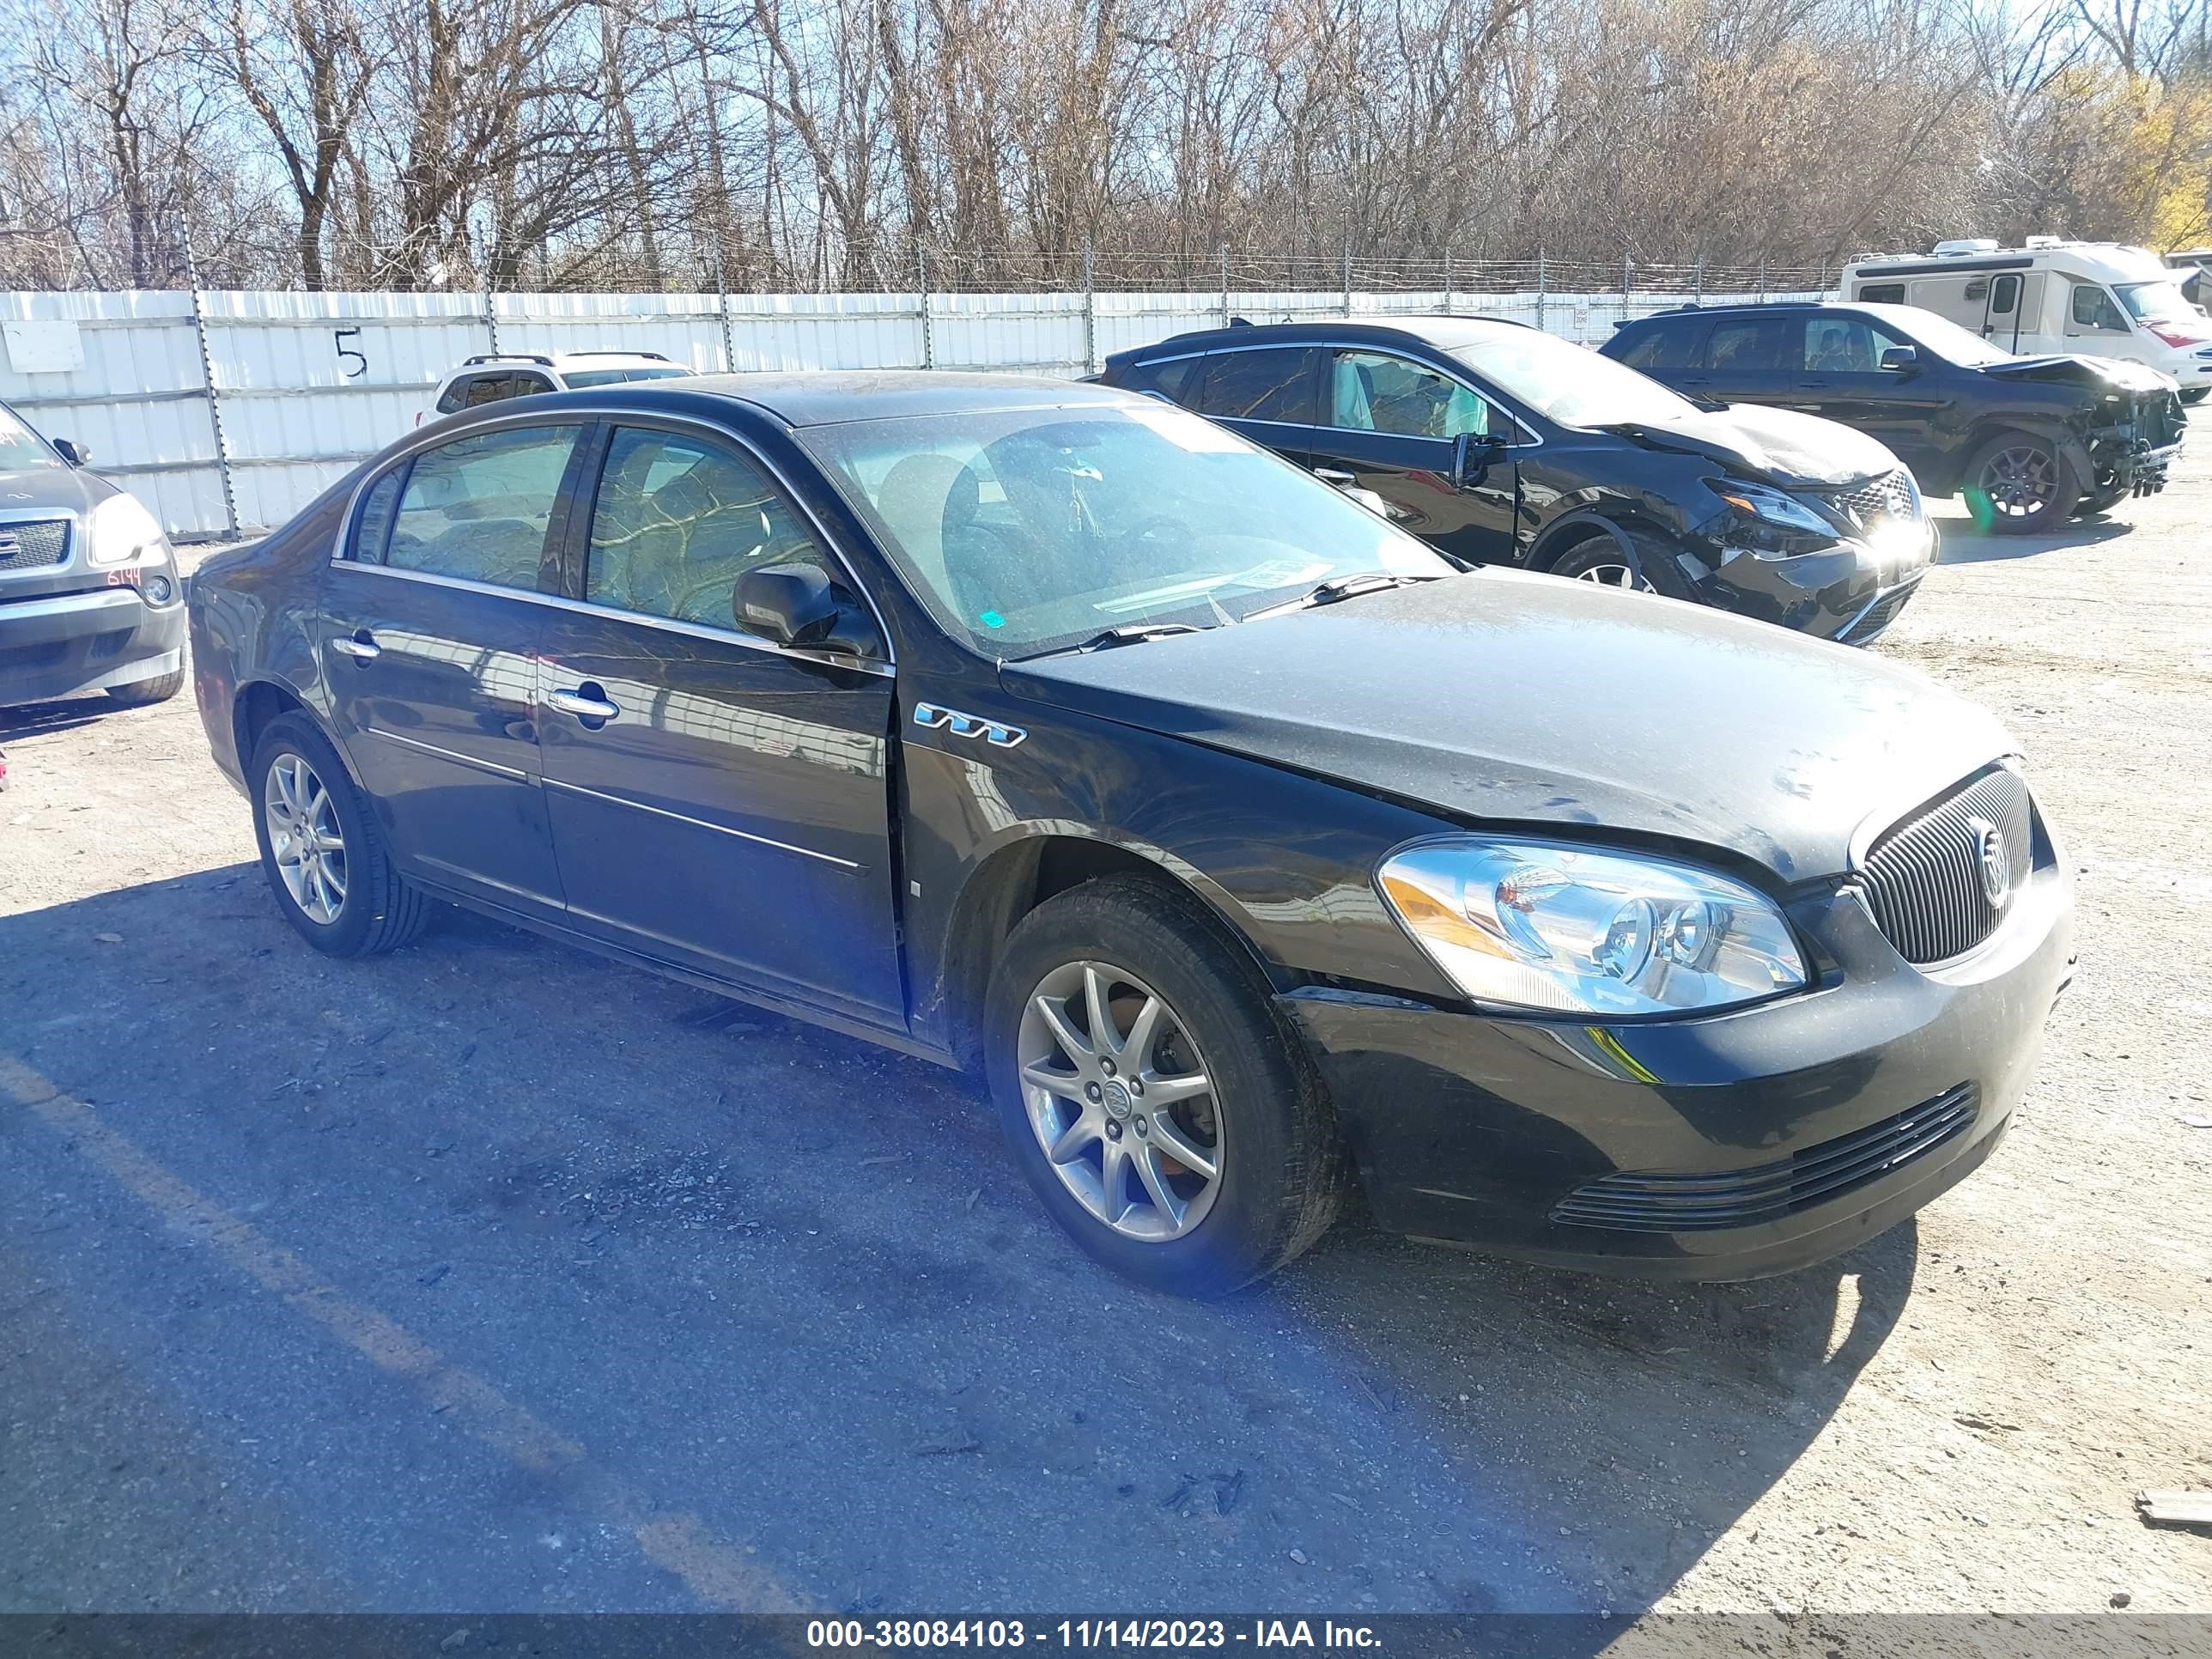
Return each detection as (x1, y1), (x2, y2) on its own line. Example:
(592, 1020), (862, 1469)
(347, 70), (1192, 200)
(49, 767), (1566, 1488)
(416, 351), (694, 427)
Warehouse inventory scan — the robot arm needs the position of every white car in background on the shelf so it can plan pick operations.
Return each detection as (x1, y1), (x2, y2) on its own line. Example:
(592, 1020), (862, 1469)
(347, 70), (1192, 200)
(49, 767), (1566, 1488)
(416, 351), (695, 426)
(1844, 239), (2212, 402)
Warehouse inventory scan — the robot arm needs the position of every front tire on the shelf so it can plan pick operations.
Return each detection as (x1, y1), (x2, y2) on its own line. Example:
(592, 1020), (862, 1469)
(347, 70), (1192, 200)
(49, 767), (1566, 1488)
(1548, 529), (1694, 599)
(106, 668), (184, 706)
(249, 713), (428, 957)
(1963, 431), (2079, 534)
(984, 875), (1346, 1296)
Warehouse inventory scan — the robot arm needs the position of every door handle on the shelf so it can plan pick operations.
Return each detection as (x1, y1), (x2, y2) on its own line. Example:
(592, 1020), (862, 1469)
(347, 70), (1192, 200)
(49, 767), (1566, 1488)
(1313, 467), (1358, 487)
(547, 683), (620, 725)
(330, 629), (380, 662)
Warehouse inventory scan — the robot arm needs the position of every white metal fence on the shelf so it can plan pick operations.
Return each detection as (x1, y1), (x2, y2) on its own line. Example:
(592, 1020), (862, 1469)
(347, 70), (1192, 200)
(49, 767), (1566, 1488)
(0, 282), (1828, 541)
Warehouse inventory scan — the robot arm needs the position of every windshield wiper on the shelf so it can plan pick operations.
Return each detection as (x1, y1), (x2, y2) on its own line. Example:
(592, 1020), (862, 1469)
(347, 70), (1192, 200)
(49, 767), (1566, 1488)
(1018, 623), (1206, 659)
(1245, 573), (1443, 620)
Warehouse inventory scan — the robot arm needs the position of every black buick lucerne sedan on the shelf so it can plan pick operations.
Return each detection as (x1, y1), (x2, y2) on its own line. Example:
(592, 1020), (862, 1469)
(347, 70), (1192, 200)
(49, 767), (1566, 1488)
(1100, 318), (1935, 644)
(188, 373), (2073, 1296)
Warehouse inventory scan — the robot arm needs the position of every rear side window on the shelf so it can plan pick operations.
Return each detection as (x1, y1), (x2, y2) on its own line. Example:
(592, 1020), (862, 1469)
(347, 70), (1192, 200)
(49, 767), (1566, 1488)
(584, 427), (833, 629)
(1704, 316), (1800, 371)
(463, 374), (519, 408)
(434, 377), (472, 415)
(1855, 283), (1907, 305)
(1617, 320), (1704, 370)
(1194, 348), (1322, 424)
(384, 424), (580, 591)
(1118, 355), (1203, 407)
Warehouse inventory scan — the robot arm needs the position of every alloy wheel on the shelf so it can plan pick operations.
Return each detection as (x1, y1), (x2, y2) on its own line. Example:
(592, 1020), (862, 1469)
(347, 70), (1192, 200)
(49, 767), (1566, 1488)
(1017, 959), (1224, 1243)
(1572, 562), (1658, 593)
(264, 752), (348, 925)
(1978, 445), (2057, 520)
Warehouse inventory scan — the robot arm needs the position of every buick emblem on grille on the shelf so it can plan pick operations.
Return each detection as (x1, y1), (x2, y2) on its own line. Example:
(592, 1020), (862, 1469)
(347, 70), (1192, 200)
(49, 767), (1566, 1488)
(1969, 815), (2011, 905)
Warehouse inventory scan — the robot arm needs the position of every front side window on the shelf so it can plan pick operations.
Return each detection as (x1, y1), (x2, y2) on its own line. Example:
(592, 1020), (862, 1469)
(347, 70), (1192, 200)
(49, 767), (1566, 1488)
(1803, 316), (1909, 373)
(1196, 349), (1322, 424)
(800, 400), (1451, 659)
(383, 423), (580, 589)
(2070, 283), (2129, 331)
(1328, 350), (1488, 437)
(585, 428), (832, 629)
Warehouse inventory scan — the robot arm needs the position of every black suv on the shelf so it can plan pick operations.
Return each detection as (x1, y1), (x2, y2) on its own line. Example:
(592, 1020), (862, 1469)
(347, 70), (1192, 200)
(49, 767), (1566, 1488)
(1100, 318), (1933, 644)
(1604, 301), (2188, 534)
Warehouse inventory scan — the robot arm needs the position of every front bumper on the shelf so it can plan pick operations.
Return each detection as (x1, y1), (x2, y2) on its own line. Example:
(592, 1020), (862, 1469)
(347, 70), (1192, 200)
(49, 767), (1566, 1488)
(1280, 852), (2073, 1280)
(1690, 521), (1934, 645)
(0, 577), (186, 708)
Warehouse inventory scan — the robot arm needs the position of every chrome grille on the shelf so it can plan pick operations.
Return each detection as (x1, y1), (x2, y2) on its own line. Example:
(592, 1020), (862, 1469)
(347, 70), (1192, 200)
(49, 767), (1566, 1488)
(0, 520), (68, 570)
(1857, 766), (2033, 963)
(1552, 1084), (1979, 1231)
(1826, 468), (1917, 529)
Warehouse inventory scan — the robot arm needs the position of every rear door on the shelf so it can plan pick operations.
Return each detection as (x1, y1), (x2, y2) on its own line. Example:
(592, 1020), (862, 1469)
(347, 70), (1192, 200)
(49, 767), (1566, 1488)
(535, 420), (904, 1022)
(1187, 346), (1324, 469)
(1306, 347), (1517, 566)
(320, 421), (586, 919)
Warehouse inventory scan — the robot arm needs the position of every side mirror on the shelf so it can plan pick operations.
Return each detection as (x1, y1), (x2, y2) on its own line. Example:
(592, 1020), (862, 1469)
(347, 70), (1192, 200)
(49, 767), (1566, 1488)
(1450, 429), (1504, 490)
(736, 562), (878, 658)
(1879, 346), (1920, 375)
(51, 438), (89, 467)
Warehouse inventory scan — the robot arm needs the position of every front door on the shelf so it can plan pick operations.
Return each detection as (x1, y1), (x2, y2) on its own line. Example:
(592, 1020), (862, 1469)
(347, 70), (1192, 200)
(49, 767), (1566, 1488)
(535, 422), (904, 1022)
(1307, 348), (1517, 566)
(1797, 314), (1951, 480)
(319, 421), (585, 919)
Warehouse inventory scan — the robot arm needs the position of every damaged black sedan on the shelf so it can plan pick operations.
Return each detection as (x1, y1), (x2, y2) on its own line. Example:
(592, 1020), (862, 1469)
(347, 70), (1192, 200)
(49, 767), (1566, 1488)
(188, 374), (2072, 1297)
(1101, 317), (1934, 643)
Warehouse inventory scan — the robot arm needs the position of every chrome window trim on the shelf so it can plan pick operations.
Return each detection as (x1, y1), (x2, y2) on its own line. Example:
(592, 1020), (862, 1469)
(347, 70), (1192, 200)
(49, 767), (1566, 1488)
(329, 560), (895, 678)
(331, 403), (897, 670)
(543, 775), (860, 869)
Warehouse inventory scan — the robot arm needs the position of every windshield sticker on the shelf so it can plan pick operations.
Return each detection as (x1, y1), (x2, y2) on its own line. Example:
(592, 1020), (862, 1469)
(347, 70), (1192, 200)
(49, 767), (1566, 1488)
(978, 609), (1006, 629)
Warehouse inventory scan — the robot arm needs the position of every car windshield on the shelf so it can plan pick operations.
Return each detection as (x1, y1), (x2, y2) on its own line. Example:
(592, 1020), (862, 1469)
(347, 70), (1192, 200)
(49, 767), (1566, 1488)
(799, 401), (1452, 658)
(1887, 308), (2015, 366)
(561, 366), (693, 387)
(1449, 329), (1697, 428)
(0, 404), (62, 470)
(2116, 280), (2197, 325)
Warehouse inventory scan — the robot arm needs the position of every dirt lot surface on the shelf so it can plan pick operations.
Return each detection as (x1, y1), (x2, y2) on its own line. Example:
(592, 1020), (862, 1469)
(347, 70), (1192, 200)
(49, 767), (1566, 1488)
(3, 462), (2209, 1620)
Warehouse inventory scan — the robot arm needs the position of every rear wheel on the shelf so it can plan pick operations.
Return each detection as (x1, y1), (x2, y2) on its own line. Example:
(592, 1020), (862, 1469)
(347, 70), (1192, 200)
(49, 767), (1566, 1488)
(1963, 432), (2079, 534)
(985, 875), (1346, 1296)
(1548, 528), (1694, 599)
(106, 668), (184, 706)
(249, 713), (428, 957)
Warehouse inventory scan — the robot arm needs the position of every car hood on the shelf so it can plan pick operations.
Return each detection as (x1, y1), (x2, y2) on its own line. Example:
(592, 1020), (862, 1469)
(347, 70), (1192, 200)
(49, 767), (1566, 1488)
(1977, 353), (2179, 394)
(1595, 403), (1901, 489)
(0, 462), (106, 517)
(1000, 571), (2013, 882)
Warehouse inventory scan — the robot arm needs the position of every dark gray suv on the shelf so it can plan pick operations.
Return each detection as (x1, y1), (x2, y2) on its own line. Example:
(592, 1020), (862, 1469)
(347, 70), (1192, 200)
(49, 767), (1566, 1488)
(0, 400), (186, 710)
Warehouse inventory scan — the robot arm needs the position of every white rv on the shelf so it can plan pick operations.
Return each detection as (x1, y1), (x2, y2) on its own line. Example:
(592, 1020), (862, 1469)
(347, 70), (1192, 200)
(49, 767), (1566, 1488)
(1842, 238), (2212, 402)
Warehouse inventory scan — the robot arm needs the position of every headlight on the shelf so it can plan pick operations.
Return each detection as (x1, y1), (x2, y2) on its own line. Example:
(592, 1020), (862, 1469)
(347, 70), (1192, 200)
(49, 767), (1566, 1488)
(1717, 480), (1832, 532)
(85, 492), (171, 568)
(1376, 838), (1808, 1017)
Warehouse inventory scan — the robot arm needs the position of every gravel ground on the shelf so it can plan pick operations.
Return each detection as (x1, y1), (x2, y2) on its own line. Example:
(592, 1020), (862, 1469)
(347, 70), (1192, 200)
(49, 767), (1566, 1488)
(1, 463), (2208, 1620)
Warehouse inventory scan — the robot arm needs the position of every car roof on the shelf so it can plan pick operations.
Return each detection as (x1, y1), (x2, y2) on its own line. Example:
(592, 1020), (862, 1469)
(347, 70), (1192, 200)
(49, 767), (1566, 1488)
(1623, 301), (1907, 326)
(562, 370), (1141, 428)
(445, 351), (685, 375)
(1115, 314), (1534, 360)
